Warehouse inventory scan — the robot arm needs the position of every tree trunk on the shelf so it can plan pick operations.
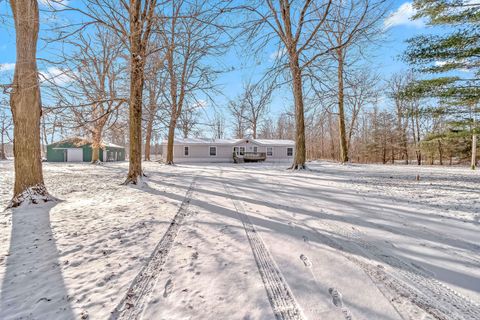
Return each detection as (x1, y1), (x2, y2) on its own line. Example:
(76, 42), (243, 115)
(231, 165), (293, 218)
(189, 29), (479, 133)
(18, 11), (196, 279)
(472, 133), (477, 170)
(416, 151), (422, 165)
(402, 129), (409, 165)
(382, 144), (387, 164)
(396, 103), (409, 165)
(438, 139), (443, 165)
(166, 118), (177, 164)
(9, 0), (50, 207)
(91, 128), (102, 163)
(144, 82), (157, 161)
(0, 126), (6, 160)
(41, 114), (48, 156)
(289, 55), (306, 169)
(144, 117), (153, 161)
(415, 109), (421, 165)
(0, 144), (6, 160)
(328, 113), (336, 159)
(165, 43), (179, 166)
(337, 50), (348, 163)
(124, 1), (146, 184)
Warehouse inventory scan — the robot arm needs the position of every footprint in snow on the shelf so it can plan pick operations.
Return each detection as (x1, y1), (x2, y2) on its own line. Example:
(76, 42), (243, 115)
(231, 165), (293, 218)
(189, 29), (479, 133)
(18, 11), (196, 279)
(328, 287), (343, 307)
(164, 279), (173, 298)
(329, 288), (354, 320)
(300, 254), (312, 267)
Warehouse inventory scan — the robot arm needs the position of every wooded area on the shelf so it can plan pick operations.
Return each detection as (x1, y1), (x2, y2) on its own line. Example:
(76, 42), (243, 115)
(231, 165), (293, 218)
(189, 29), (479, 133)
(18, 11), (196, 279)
(1, 0), (478, 205)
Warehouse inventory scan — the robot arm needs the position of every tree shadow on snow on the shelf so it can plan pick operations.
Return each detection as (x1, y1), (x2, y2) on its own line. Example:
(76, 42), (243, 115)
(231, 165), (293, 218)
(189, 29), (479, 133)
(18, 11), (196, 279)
(144, 173), (480, 295)
(0, 203), (75, 319)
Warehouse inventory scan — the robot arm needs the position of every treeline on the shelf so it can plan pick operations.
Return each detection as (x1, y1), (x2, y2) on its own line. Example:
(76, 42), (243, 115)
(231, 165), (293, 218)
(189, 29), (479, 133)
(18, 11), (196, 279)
(1, 0), (478, 206)
(257, 71), (478, 166)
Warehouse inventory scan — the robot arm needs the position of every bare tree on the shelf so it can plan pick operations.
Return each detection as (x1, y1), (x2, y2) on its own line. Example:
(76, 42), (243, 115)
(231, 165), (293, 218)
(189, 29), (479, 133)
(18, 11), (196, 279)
(243, 1), (339, 169)
(0, 106), (12, 160)
(345, 69), (380, 149)
(241, 80), (274, 138)
(389, 72), (411, 163)
(471, 102), (478, 170)
(228, 98), (248, 139)
(8, 0), (51, 206)
(163, 0), (230, 164)
(258, 116), (276, 138)
(315, 0), (386, 163)
(55, 0), (159, 182)
(409, 93), (423, 165)
(211, 111), (226, 139)
(144, 48), (166, 161)
(123, 0), (158, 182)
(177, 102), (201, 138)
(46, 26), (127, 163)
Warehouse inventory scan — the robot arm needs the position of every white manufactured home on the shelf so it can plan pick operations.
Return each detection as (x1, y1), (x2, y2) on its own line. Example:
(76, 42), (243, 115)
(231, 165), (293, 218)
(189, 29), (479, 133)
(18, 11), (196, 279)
(161, 138), (295, 163)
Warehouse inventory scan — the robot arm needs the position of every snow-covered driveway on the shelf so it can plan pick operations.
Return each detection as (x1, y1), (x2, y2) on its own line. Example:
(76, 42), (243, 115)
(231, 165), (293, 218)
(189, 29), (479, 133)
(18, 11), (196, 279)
(138, 163), (479, 320)
(1, 161), (479, 319)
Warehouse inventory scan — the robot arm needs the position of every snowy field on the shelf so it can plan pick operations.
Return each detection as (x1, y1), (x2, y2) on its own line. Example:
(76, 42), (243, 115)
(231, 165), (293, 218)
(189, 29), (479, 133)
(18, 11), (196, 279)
(0, 160), (479, 320)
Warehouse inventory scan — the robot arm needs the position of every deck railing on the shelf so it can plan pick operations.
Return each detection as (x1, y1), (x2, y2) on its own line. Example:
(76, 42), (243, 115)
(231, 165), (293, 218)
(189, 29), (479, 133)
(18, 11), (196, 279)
(233, 151), (267, 162)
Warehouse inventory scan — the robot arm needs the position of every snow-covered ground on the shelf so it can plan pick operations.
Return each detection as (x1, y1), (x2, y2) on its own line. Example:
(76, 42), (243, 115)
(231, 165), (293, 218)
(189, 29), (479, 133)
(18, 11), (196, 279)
(0, 160), (479, 319)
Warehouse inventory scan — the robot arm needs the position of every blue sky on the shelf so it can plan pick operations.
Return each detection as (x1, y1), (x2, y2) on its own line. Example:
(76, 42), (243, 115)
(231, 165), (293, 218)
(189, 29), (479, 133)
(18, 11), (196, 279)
(203, 0), (433, 126)
(0, 0), (438, 136)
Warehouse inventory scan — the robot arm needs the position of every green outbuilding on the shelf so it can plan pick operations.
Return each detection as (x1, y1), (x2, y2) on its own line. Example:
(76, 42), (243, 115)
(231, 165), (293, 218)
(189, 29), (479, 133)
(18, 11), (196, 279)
(47, 137), (126, 162)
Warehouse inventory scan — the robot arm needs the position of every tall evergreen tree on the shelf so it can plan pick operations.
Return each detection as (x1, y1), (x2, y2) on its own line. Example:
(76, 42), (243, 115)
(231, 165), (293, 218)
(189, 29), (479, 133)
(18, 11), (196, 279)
(404, 0), (480, 169)
(405, 0), (479, 102)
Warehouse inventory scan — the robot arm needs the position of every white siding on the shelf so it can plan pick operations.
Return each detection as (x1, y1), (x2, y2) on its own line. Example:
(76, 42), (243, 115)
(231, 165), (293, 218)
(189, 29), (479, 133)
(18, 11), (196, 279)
(161, 139), (295, 163)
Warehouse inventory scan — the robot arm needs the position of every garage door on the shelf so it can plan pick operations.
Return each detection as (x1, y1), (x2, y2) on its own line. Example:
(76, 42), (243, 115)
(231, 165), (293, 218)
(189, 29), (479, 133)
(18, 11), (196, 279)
(67, 148), (83, 162)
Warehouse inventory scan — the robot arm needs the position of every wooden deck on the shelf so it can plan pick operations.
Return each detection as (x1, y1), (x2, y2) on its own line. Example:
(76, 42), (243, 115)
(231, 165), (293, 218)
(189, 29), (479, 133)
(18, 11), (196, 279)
(233, 152), (267, 163)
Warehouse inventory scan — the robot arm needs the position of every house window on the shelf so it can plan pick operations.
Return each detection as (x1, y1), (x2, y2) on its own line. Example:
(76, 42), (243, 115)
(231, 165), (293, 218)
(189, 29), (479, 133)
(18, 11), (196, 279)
(267, 147), (273, 156)
(253, 146), (258, 153)
(287, 147), (293, 156)
(209, 146), (217, 156)
(239, 147), (245, 155)
(184, 146), (189, 156)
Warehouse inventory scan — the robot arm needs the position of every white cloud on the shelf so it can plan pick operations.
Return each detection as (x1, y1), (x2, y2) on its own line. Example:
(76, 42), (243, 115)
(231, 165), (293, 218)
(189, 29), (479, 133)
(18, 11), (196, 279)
(434, 61), (448, 67)
(193, 99), (208, 109)
(39, 0), (69, 9)
(269, 48), (287, 61)
(40, 67), (74, 86)
(0, 63), (15, 72)
(0, 64), (76, 84)
(384, 2), (425, 29)
(435, 60), (471, 73)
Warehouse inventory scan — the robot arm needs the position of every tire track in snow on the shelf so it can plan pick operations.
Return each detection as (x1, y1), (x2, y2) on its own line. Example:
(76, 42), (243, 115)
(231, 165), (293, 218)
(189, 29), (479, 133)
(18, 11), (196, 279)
(223, 181), (304, 320)
(245, 173), (480, 320)
(306, 206), (480, 320)
(297, 205), (478, 317)
(346, 230), (480, 320)
(299, 203), (480, 320)
(110, 177), (197, 320)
